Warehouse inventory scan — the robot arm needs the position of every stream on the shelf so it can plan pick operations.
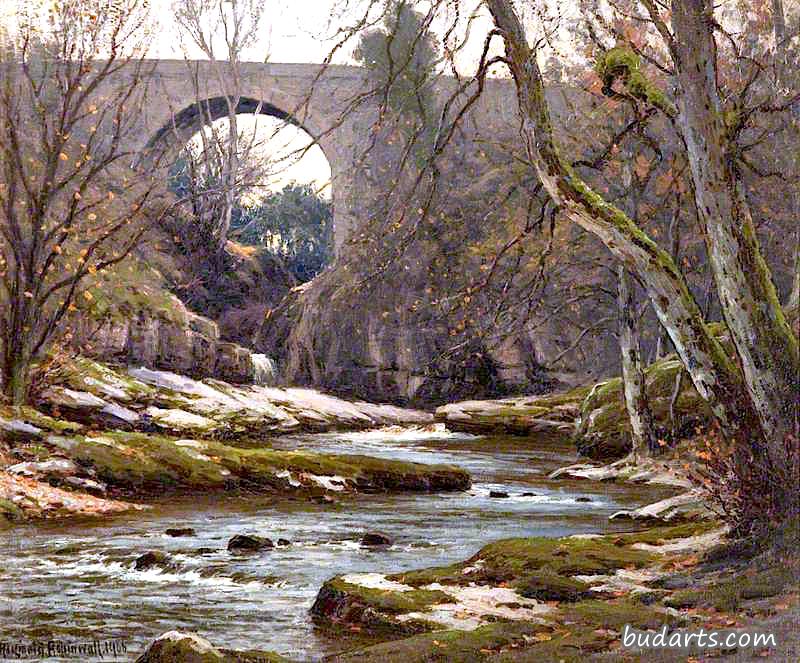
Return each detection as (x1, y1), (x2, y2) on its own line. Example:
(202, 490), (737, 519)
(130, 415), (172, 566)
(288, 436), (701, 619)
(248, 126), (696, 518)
(0, 427), (674, 661)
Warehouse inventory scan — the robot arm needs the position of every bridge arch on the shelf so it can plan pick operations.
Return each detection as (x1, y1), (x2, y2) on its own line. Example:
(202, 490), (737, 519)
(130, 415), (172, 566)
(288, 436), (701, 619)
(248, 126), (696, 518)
(125, 61), (378, 256)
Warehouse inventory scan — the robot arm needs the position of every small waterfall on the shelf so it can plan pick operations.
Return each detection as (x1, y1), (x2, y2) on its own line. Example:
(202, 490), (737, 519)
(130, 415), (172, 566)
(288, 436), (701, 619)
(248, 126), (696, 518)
(250, 353), (278, 386)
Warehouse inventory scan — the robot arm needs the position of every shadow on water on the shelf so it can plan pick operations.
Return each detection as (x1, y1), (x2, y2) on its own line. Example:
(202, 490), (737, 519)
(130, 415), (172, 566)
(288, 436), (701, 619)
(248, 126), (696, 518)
(0, 429), (676, 661)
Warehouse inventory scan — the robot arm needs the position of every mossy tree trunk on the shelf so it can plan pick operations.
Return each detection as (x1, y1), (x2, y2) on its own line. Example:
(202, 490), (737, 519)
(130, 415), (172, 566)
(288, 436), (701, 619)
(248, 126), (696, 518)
(617, 265), (658, 458)
(486, 0), (758, 450)
(669, 0), (799, 460)
(2, 339), (32, 405)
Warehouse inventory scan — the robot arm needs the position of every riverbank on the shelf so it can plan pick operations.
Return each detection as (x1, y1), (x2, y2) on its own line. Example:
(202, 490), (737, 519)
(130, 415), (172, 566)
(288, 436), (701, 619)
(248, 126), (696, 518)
(308, 520), (799, 662)
(0, 358), (474, 524)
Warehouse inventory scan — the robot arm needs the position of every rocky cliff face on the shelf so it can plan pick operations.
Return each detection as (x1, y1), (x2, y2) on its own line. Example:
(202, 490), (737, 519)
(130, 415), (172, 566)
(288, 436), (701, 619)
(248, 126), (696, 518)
(256, 267), (561, 407)
(70, 294), (272, 385)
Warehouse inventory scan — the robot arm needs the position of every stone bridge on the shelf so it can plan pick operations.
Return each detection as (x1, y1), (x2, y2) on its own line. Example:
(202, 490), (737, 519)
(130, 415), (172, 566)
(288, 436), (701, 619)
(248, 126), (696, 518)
(123, 60), (520, 255)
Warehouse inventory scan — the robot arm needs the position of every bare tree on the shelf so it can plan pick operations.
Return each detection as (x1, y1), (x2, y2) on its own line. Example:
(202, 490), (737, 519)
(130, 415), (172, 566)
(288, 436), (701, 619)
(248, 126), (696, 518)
(171, 0), (266, 272)
(0, 0), (168, 405)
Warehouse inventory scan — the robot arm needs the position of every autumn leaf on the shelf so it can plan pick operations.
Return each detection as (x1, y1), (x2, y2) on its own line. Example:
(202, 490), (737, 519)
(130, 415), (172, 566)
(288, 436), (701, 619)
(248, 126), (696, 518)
(634, 154), (650, 179)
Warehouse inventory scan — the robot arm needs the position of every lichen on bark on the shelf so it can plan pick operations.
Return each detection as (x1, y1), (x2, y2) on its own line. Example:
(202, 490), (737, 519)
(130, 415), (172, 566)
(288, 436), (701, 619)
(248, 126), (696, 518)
(595, 47), (677, 117)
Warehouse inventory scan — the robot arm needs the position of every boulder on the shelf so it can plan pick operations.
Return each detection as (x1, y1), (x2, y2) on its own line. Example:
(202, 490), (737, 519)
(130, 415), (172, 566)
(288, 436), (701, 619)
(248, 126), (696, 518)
(128, 312), (160, 367)
(135, 631), (290, 663)
(165, 527), (196, 538)
(190, 330), (217, 378)
(0, 417), (43, 442)
(434, 390), (584, 436)
(157, 320), (195, 375)
(361, 532), (393, 547)
(134, 551), (177, 571)
(489, 490), (510, 499)
(135, 631), (224, 663)
(227, 534), (273, 553)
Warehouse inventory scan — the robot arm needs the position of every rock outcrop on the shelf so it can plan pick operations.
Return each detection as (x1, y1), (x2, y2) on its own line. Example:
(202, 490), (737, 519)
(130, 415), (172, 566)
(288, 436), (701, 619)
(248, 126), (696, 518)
(0, 358), (470, 523)
(70, 294), (275, 386)
(257, 269), (561, 408)
(135, 631), (291, 663)
(36, 358), (435, 438)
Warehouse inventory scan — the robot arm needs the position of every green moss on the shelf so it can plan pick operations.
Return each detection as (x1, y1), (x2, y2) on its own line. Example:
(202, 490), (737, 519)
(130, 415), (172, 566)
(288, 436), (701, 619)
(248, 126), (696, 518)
(0, 498), (25, 523)
(393, 535), (654, 587)
(0, 406), (83, 436)
(390, 562), (467, 587)
(561, 598), (683, 631)
(610, 521), (720, 546)
(595, 47), (677, 117)
(81, 258), (188, 325)
(55, 432), (233, 490)
(488, 626), (617, 662)
(50, 431), (469, 495)
(326, 578), (454, 614)
(331, 621), (540, 663)
(516, 572), (590, 602)
(664, 566), (798, 612)
(477, 536), (654, 578)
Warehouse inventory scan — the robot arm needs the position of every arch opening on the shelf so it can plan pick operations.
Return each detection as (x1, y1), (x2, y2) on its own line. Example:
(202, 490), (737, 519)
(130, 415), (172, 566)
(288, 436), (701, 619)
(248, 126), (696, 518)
(151, 96), (335, 283)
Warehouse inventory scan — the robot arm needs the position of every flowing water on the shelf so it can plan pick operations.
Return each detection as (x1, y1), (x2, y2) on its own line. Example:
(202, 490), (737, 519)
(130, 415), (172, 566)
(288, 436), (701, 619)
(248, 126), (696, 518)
(0, 428), (673, 661)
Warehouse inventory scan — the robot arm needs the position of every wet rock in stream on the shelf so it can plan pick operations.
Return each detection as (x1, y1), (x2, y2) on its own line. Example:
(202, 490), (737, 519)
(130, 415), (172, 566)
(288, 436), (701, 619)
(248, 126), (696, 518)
(165, 527), (196, 537)
(360, 532), (393, 547)
(134, 551), (178, 572)
(227, 534), (274, 553)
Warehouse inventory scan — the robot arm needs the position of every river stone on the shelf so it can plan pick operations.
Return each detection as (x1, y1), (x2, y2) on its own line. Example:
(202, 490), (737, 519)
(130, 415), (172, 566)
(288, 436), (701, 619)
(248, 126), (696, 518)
(227, 534), (273, 553)
(277, 538), (291, 547)
(576, 496), (593, 503)
(135, 631), (224, 663)
(0, 417), (43, 442)
(7, 458), (81, 479)
(489, 490), (510, 498)
(134, 551), (176, 571)
(361, 532), (393, 547)
(165, 527), (196, 538)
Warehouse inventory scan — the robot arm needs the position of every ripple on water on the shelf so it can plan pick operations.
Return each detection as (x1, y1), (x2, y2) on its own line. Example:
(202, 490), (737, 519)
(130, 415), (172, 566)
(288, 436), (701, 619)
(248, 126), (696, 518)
(0, 430), (668, 661)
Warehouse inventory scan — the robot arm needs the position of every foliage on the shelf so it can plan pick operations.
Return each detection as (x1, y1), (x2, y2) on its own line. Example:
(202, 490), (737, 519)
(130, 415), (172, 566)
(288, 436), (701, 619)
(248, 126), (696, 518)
(232, 183), (333, 283)
(690, 428), (799, 539)
(354, 0), (440, 161)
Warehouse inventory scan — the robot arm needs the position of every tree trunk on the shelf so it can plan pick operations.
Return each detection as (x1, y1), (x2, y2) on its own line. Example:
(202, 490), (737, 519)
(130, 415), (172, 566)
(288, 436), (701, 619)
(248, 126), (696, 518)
(671, 0), (799, 461)
(486, 0), (758, 449)
(772, 0), (787, 76)
(617, 265), (658, 458)
(2, 346), (31, 406)
(657, 204), (682, 359)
